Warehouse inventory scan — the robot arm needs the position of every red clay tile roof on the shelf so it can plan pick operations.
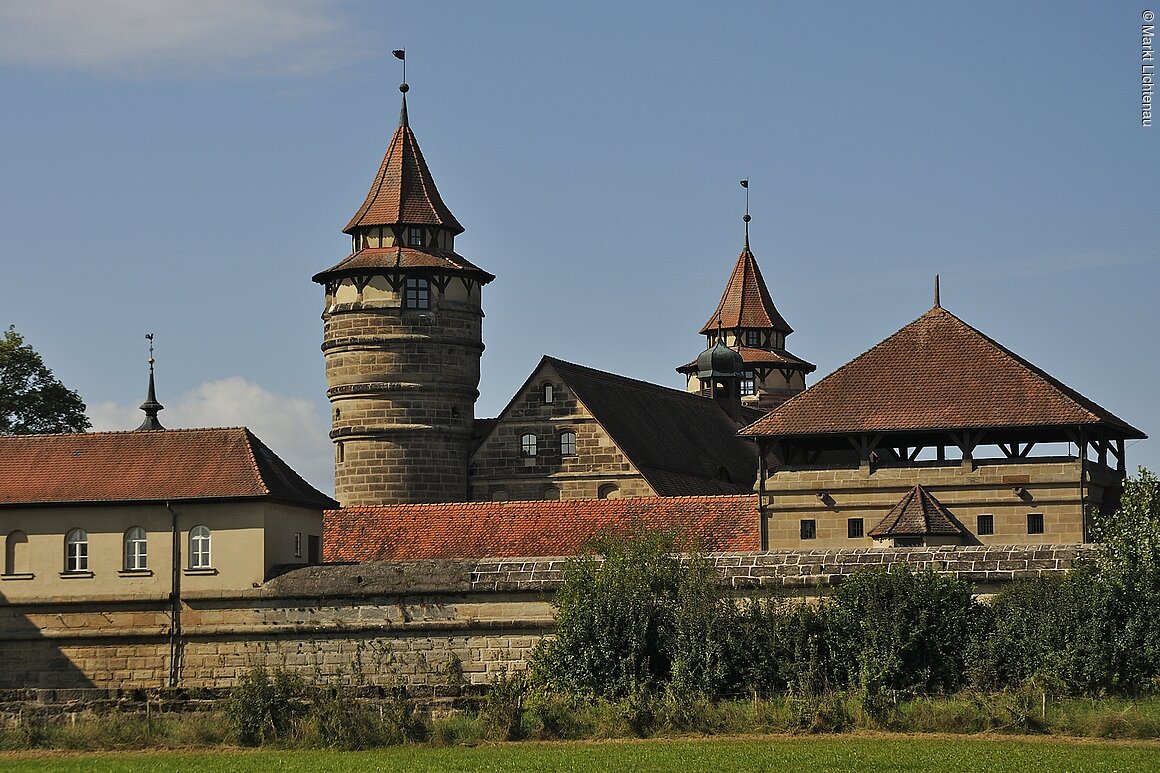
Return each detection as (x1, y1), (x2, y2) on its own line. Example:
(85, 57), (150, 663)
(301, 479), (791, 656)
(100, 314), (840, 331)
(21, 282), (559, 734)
(868, 485), (967, 538)
(741, 306), (1145, 439)
(700, 249), (793, 335)
(343, 98), (464, 235)
(324, 494), (760, 561)
(313, 246), (495, 283)
(544, 357), (758, 495)
(0, 429), (337, 509)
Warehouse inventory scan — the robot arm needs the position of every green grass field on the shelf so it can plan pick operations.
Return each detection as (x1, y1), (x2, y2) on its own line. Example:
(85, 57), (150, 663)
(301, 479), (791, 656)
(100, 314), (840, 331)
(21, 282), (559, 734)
(2, 735), (1158, 773)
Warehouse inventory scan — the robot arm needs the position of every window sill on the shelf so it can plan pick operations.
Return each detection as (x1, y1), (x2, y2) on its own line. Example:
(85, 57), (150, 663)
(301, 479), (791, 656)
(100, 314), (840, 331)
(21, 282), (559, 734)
(59, 571), (94, 579)
(1, 572), (34, 581)
(118, 569), (154, 578)
(183, 567), (218, 576)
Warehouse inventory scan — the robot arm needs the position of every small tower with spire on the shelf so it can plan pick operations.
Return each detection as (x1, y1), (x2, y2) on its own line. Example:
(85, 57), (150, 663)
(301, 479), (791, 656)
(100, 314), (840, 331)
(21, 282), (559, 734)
(313, 68), (495, 506)
(136, 333), (164, 431)
(677, 182), (815, 410)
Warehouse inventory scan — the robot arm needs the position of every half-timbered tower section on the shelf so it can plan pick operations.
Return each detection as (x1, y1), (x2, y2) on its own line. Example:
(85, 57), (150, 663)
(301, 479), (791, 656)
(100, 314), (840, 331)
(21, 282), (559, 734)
(313, 86), (494, 506)
(678, 243), (815, 410)
(740, 302), (1146, 550)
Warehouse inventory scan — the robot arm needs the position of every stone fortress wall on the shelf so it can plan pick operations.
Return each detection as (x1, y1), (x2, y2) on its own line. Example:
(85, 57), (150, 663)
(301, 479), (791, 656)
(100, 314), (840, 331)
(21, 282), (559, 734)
(0, 545), (1094, 692)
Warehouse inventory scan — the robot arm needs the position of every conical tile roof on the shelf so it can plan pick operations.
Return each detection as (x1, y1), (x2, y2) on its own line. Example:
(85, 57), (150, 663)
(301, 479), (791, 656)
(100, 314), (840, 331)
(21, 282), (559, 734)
(868, 484), (966, 538)
(343, 94), (464, 235)
(700, 248), (792, 335)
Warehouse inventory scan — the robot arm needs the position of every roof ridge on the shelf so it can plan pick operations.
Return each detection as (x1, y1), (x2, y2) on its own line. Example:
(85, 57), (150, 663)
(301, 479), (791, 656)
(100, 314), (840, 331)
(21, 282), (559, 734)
(545, 356), (717, 402)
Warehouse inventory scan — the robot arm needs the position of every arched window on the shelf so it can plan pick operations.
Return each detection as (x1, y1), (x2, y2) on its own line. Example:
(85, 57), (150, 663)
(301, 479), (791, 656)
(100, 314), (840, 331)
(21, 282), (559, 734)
(189, 525), (212, 569)
(559, 431), (577, 457)
(4, 531), (28, 576)
(542, 486), (561, 501)
(124, 527), (147, 571)
(520, 433), (538, 457)
(404, 277), (430, 309)
(542, 383), (554, 403)
(65, 529), (88, 572)
(597, 484), (620, 500)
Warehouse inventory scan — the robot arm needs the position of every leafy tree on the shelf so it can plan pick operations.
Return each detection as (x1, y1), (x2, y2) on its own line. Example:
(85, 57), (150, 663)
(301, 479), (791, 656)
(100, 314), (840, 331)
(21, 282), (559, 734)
(0, 325), (91, 434)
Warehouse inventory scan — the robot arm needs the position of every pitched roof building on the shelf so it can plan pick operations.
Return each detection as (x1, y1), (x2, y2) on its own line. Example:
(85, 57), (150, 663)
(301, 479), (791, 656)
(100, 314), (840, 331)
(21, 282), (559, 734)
(0, 428), (336, 600)
(741, 299), (1146, 550)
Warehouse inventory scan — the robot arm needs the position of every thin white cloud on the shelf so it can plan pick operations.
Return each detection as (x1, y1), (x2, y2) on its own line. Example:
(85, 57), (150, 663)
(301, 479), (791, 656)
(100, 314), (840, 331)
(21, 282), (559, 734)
(88, 377), (334, 494)
(0, 0), (369, 77)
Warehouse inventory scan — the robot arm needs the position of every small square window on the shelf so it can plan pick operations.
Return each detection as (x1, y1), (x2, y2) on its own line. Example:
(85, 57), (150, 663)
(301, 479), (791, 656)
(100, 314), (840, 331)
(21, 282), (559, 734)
(977, 514), (994, 536)
(847, 518), (864, 539)
(408, 227), (423, 247)
(404, 277), (429, 309)
(746, 330), (760, 347)
(740, 372), (756, 396)
(1027, 513), (1044, 534)
(800, 519), (816, 540)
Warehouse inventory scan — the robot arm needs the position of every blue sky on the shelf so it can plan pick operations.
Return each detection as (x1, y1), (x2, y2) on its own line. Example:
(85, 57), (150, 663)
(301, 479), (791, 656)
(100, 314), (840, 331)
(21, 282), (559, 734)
(1, 1), (1156, 493)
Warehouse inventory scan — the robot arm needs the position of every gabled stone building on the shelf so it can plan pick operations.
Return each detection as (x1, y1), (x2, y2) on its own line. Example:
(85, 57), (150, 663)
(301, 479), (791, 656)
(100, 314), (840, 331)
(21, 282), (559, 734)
(468, 356), (761, 502)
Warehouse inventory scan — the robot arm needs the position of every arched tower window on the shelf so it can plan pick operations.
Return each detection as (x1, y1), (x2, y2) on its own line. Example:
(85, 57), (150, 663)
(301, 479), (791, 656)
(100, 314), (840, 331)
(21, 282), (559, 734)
(65, 529), (88, 573)
(189, 525), (212, 569)
(597, 484), (620, 500)
(4, 531), (28, 576)
(404, 277), (430, 309)
(124, 527), (148, 571)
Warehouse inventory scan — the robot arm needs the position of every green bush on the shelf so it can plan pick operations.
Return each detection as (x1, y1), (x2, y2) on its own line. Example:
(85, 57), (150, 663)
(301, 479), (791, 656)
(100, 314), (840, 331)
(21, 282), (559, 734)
(224, 667), (308, 746)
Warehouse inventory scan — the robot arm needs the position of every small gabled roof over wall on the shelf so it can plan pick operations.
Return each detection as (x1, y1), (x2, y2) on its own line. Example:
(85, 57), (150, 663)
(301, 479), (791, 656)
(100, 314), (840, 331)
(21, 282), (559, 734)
(0, 428), (337, 509)
(868, 485), (968, 539)
(324, 494), (760, 561)
(741, 306), (1145, 441)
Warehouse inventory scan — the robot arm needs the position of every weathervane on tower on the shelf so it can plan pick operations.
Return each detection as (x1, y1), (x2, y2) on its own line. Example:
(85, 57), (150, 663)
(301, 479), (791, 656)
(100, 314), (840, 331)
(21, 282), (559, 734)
(740, 179), (751, 251)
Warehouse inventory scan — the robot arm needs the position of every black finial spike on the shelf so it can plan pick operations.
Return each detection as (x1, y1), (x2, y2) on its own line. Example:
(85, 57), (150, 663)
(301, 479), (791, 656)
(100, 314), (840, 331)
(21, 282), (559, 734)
(137, 333), (165, 431)
(934, 274), (941, 309)
(394, 48), (409, 127)
(740, 179), (751, 251)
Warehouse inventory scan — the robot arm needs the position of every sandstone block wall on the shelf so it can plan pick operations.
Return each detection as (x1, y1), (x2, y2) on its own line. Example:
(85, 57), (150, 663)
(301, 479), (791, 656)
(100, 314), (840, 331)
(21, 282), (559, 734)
(0, 547), (1096, 691)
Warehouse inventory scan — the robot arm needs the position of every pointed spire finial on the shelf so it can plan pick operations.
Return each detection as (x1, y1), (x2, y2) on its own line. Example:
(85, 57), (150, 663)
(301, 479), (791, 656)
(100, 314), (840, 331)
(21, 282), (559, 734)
(393, 49), (409, 127)
(740, 179), (751, 251)
(934, 274), (941, 309)
(136, 333), (165, 431)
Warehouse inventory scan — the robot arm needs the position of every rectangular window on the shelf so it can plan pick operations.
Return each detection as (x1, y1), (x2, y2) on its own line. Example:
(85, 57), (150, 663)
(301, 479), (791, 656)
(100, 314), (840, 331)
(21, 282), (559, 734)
(408, 227), (423, 247)
(1027, 513), (1044, 534)
(294, 532), (302, 558)
(404, 277), (430, 309)
(977, 514), (994, 536)
(308, 535), (321, 564)
(847, 518), (864, 539)
(740, 372), (756, 396)
(800, 519), (816, 540)
(746, 330), (760, 346)
(520, 433), (538, 457)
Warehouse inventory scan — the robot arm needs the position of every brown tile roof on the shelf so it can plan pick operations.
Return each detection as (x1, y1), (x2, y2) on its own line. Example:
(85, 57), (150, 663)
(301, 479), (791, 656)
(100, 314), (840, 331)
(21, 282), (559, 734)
(0, 429), (337, 509)
(312, 246), (495, 283)
(324, 494), (759, 561)
(868, 485), (967, 538)
(677, 346), (816, 374)
(701, 248), (793, 335)
(544, 357), (758, 495)
(741, 306), (1146, 439)
(343, 99), (464, 235)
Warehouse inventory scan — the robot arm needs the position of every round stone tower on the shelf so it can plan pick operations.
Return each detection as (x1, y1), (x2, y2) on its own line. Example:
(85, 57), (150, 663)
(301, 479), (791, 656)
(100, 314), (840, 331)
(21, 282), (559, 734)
(313, 85), (495, 506)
